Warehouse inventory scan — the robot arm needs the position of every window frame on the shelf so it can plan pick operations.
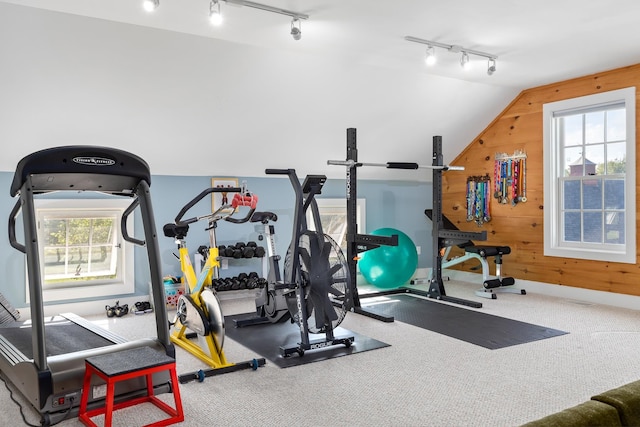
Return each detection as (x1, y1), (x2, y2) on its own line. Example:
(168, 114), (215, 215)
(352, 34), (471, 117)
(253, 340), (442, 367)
(28, 198), (135, 303)
(543, 87), (636, 263)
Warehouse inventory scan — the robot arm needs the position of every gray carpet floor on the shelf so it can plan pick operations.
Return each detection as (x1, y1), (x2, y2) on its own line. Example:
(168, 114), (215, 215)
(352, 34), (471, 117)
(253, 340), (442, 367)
(2, 278), (640, 426)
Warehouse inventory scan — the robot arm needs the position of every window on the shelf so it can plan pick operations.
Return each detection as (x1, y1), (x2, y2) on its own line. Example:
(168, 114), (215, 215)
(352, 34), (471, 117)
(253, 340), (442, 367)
(30, 198), (135, 303)
(543, 87), (636, 263)
(308, 198), (366, 251)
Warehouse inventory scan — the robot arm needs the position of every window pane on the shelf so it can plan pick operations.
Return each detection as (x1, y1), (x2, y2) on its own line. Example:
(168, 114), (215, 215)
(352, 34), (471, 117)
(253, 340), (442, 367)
(72, 247), (90, 276)
(319, 212), (347, 249)
(606, 108), (626, 141)
(560, 115), (582, 146)
(604, 179), (625, 209)
(605, 212), (625, 244)
(564, 212), (581, 242)
(43, 247), (67, 275)
(91, 246), (115, 273)
(584, 144), (604, 175)
(583, 212), (602, 243)
(43, 219), (67, 246)
(606, 142), (626, 174)
(585, 111), (605, 144)
(92, 218), (115, 244)
(563, 180), (581, 209)
(564, 146), (583, 176)
(582, 179), (602, 210)
(68, 219), (90, 245)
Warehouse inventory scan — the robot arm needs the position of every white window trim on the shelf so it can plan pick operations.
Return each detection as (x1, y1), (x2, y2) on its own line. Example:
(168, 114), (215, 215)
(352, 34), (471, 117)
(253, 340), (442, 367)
(543, 87), (636, 263)
(27, 198), (135, 303)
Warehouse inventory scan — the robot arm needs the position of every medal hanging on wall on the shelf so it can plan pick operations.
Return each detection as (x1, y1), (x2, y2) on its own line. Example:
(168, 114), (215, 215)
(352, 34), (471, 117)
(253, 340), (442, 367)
(466, 174), (491, 226)
(493, 151), (527, 206)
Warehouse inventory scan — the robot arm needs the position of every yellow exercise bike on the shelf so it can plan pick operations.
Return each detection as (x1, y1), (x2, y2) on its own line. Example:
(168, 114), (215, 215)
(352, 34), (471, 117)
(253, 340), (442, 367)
(163, 185), (265, 382)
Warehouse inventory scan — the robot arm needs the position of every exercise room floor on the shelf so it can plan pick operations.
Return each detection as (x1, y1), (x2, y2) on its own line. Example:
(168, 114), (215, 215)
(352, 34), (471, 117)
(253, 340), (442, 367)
(2, 278), (640, 426)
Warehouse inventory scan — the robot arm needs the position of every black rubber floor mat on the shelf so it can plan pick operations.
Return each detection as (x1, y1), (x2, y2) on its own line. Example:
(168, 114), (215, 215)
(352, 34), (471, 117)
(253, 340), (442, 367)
(361, 294), (567, 349)
(225, 313), (390, 368)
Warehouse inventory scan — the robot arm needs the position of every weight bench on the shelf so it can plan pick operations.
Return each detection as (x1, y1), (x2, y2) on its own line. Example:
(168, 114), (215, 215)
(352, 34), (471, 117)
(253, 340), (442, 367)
(424, 209), (525, 299)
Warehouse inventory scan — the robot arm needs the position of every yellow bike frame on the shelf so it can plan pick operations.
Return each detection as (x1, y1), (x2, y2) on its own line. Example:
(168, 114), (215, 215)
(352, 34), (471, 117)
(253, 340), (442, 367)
(170, 246), (230, 368)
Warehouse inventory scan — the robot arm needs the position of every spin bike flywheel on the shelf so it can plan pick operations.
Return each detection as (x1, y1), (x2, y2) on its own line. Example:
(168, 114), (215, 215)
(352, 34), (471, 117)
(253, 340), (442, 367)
(175, 288), (225, 349)
(284, 231), (350, 334)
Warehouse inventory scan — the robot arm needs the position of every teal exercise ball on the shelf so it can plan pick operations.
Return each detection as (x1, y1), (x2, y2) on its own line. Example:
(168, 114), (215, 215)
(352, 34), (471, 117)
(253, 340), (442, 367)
(359, 228), (418, 289)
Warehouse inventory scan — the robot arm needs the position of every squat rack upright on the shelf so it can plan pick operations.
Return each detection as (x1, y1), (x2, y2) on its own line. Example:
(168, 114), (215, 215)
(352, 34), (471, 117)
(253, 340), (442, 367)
(329, 128), (484, 322)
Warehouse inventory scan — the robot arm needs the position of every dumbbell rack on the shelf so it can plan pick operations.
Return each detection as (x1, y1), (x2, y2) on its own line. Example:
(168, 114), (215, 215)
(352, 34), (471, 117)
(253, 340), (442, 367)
(194, 243), (269, 294)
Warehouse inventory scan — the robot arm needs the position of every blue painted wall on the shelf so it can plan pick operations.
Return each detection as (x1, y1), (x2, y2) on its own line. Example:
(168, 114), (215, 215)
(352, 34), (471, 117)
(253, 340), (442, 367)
(1, 172), (433, 309)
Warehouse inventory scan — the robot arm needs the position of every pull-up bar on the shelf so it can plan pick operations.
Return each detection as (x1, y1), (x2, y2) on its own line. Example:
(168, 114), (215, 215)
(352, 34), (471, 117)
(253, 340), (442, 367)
(327, 160), (464, 171)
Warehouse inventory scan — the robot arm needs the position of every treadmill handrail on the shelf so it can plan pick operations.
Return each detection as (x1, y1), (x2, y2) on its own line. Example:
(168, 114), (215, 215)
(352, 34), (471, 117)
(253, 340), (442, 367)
(121, 198), (145, 246)
(8, 199), (26, 253)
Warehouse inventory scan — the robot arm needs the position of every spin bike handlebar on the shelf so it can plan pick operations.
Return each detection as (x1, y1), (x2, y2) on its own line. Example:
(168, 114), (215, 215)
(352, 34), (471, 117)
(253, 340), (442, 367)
(174, 187), (258, 227)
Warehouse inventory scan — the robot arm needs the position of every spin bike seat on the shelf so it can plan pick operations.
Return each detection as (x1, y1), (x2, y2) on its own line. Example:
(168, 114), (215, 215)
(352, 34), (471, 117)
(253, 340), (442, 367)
(250, 211), (278, 224)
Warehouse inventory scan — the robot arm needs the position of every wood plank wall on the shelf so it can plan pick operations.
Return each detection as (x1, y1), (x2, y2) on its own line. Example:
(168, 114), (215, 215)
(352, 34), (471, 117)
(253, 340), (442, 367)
(442, 63), (640, 296)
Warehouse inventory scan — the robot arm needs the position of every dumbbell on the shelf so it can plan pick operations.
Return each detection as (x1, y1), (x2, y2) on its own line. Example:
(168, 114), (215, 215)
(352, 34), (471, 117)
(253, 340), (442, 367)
(246, 241), (266, 258)
(229, 277), (242, 290)
(236, 273), (248, 288)
(245, 271), (260, 289)
(222, 245), (235, 258)
(197, 245), (209, 258)
(228, 242), (243, 258)
(217, 278), (232, 291)
(220, 244), (241, 258)
(235, 242), (257, 258)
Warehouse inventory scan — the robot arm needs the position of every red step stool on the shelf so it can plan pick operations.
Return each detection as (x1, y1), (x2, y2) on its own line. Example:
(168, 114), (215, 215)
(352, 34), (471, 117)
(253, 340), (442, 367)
(78, 346), (184, 427)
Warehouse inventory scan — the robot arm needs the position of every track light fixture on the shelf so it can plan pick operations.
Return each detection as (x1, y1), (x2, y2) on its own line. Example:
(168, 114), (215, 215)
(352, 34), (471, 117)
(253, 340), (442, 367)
(226, 0), (308, 40)
(143, 0), (159, 12)
(487, 58), (496, 76)
(142, 1), (309, 38)
(405, 36), (498, 75)
(290, 18), (302, 41)
(209, 0), (223, 25)
(425, 45), (436, 66)
(460, 52), (470, 70)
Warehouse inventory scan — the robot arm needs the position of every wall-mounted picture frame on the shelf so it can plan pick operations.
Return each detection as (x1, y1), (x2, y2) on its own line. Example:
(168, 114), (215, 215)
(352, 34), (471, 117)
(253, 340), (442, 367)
(211, 177), (239, 213)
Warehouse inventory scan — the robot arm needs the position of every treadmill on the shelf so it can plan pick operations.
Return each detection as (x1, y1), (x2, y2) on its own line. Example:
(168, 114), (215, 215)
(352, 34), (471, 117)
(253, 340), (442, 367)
(0, 146), (174, 426)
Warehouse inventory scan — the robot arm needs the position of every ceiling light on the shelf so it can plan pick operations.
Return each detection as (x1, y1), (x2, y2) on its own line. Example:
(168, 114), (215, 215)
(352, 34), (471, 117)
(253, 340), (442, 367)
(142, 0), (309, 38)
(404, 36), (498, 76)
(290, 18), (301, 41)
(209, 0), (223, 25)
(460, 52), (471, 70)
(143, 0), (159, 12)
(487, 58), (497, 76)
(425, 46), (436, 66)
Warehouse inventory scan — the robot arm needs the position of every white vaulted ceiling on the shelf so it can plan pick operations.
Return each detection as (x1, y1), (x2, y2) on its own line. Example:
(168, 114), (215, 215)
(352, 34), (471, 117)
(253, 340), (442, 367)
(1, 0), (639, 180)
